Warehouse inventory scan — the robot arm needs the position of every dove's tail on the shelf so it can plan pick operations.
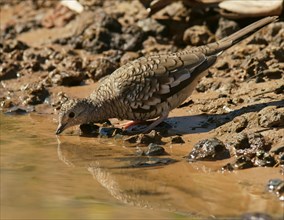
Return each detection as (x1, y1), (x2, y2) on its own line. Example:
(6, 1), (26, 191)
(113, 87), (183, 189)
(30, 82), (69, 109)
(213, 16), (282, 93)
(195, 16), (278, 56)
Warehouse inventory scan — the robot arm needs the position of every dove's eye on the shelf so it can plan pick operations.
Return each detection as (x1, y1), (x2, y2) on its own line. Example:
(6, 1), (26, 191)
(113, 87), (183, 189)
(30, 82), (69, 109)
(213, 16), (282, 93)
(68, 112), (75, 118)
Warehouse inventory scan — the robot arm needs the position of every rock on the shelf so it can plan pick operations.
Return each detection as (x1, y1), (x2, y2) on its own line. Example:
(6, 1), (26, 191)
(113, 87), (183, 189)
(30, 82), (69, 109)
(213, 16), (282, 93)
(247, 133), (271, 151)
(80, 123), (99, 136)
(0, 98), (14, 109)
(120, 25), (146, 51)
(62, 56), (84, 72)
(188, 138), (230, 161)
(142, 36), (177, 55)
(123, 134), (138, 143)
(171, 135), (185, 144)
(248, 36), (268, 45)
(274, 85), (284, 94)
(258, 106), (284, 128)
(253, 151), (276, 167)
(5, 106), (34, 115)
(267, 178), (284, 192)
(96, 10), (122, 32)
(87, 57), (118, 81)
(145, 143), (167, 156)
(50, 92), (69, 110)
(215, 17), (239, 40)
(215, 60), (229, 70)
(225, 132), (276, 169)
(124, 135), (139, 144)
(215, 114), (248, 134)
(135, 147), (145, 156)
(45, 69), (85, 86)
(245, 58), (268, 79)
(120, 52), (140, 65)
(0, 62), (20, 80)
(54, 10), (123, 53)
(272, 47), (284, 62)
(183, 25), (214, 46)
(227, 133), (250, 151)
(262, 69), (283, 80)
(231, 116), (248, 133)
(41, 4), (76, 28)
(102, 50), (122, 63)
(226, 133), (279, 169)
(137, 17), (166, 36)
(3, 40), (29, 53)
(222, 155), (254, 171)
(128, 157), (177, 168)
(22, 83), (49, 105)
(270, 146), (284, 168)
(195, 83), (207, 93)
(266, 178), (284, 201)
(231, 97), (244, 105)
(99, 127), (122, 137)
(137, 130), (163, 145)
(0, 19), (40, 40)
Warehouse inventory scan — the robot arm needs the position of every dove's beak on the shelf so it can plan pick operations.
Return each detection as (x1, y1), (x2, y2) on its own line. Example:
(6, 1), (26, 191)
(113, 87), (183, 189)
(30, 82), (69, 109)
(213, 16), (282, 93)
(56, 123), (67, 135)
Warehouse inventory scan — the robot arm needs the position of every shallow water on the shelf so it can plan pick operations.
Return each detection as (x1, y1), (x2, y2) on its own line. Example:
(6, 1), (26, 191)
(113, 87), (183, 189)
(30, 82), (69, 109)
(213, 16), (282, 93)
(1, 113), (283, 219)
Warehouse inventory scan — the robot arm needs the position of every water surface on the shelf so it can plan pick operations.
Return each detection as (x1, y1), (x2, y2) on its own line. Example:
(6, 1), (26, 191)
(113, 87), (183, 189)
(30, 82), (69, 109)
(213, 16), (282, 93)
(1, 113), (283, 219)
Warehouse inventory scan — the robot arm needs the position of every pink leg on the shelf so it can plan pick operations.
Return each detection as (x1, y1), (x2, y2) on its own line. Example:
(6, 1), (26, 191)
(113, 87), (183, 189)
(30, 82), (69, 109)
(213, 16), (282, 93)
(126, 111), (169, 134)
(121, 120), (146, 129)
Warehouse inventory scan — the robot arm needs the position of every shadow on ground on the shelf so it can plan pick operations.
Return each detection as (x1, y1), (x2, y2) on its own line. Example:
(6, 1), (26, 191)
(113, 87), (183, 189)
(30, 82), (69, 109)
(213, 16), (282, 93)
(166, 100), (284, 135)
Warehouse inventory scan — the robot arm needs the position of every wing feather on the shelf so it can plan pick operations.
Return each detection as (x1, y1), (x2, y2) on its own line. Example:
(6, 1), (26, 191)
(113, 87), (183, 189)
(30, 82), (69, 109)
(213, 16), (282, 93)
(112, 52), (212, 113)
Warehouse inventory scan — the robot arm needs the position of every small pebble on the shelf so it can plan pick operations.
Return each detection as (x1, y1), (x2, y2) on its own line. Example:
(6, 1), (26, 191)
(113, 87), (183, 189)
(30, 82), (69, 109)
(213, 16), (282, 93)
(146, 143), (167, 156)
(188, 138), (230, 161)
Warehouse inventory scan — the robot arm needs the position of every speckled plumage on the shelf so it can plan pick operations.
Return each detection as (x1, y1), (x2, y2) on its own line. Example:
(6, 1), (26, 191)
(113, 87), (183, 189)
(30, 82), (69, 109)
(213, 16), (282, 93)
(56, 16), (277, 134)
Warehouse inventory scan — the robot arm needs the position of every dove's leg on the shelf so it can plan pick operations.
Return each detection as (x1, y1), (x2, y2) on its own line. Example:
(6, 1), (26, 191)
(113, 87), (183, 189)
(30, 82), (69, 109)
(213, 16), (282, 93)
(142, 112), (169, 133)
(121, 120), (145, 129)
(127, 111), (169, 134)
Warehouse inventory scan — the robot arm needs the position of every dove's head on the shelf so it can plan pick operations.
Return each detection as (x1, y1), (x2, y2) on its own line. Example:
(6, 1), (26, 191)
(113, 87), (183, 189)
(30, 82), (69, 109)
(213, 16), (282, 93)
(56, 99), (95, 134)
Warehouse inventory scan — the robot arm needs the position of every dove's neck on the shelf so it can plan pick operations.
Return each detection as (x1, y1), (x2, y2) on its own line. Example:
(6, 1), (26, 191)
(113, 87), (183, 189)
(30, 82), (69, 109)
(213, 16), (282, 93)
(86, 97), (117, 123)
